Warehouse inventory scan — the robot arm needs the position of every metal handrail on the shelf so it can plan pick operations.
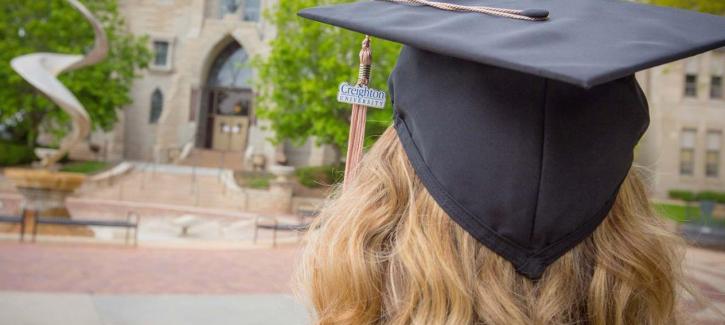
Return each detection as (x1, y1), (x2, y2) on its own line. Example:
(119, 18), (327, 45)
(253, 215), (279, 247)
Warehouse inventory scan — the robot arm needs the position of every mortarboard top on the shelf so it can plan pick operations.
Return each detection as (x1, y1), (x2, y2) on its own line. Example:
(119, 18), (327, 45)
(298, 0), (725, 279)
(299, 0), (725, 88)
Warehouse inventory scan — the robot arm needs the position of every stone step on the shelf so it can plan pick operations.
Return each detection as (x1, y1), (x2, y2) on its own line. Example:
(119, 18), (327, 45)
(75, 169), (246, 211)
(178, 149), (245, 170)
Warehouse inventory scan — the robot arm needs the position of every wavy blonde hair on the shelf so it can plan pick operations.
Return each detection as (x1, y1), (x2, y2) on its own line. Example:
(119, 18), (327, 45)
(298, 126), (687, 325)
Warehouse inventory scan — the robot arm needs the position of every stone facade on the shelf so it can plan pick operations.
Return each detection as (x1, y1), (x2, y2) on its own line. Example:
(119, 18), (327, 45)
(637, 49), (725, 198)
(88, 0), (336, 170)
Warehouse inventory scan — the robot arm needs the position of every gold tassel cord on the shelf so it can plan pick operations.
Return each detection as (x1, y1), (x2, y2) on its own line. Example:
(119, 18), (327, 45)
(343, 36), (372, 189)
(383, 0), (549, 21)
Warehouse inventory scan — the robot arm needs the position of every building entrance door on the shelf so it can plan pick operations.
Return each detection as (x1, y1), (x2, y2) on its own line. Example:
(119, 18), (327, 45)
(201, 88), (253, 152)
(198, 90), (253, 152)
(196, 41), (254, 152)
(212, 115), (249, 151)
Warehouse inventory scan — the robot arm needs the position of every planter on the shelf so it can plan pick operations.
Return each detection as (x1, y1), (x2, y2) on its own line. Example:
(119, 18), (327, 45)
(700, 200), (716, 224)
(269, 165), (295, 183)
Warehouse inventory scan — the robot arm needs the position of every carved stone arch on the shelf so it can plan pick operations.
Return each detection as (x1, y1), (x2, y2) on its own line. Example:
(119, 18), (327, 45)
(195, 35), (254, 150)
(197, 28), (263, 84)
(199, 34), (239, 84)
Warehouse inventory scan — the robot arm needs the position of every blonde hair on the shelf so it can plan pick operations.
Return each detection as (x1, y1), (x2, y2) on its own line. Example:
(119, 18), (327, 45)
(299, 126), (687, 325)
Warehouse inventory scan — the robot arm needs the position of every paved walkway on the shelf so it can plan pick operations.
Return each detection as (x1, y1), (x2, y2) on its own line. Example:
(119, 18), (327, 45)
(0, 292), (307, 325)
(0, 242), (300, 294)
(0, 242), (307, 324)
(0, 242), (724, 324)
(683, 247), (725, 324)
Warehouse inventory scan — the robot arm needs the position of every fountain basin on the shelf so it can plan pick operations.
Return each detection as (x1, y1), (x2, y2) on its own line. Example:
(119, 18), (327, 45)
(5, 168), (86, 191)
(4, 168), (91, 237)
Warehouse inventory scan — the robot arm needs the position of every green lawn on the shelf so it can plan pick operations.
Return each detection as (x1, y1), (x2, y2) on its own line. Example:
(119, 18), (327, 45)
(654, 202), (725, 227)
(653, 203), (692, 223)
(59, 161), (111, 174)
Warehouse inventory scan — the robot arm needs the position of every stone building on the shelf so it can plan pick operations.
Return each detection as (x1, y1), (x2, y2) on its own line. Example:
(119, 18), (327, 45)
(85, 0), (336, 169)
(637, 49), (725, 198)
(77, 0), (723, 198)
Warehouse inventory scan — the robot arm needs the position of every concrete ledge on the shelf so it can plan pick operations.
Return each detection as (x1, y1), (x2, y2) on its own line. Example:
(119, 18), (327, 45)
(680, 223), (725, 248)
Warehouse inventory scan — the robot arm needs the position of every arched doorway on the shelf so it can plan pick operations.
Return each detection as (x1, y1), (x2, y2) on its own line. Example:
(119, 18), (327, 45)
(197, 42), (253, 152)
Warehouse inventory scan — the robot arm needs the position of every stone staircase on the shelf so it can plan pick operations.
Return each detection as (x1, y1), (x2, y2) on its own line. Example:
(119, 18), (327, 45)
(78, 165), (246, 211)
(178, 149), (245, 171)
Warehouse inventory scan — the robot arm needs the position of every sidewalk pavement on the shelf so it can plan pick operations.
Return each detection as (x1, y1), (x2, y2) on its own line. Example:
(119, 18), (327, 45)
(0, 242), (301, 294)
(0, 242), (724, 324)
(0, 242), (307, 324)
(0, 292), (308, 325)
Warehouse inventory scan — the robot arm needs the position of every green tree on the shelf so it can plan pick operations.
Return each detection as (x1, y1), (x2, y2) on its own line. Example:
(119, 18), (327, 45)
(0, 0), (151, 148)
(254, 0), (401, 160)
(645, 0), (725, 14)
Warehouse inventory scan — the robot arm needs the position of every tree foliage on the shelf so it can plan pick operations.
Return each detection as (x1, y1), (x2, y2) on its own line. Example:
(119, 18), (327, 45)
(645, 0), (725, 14)
(254, 0), (401, 157)
(0, 0), (151, 147)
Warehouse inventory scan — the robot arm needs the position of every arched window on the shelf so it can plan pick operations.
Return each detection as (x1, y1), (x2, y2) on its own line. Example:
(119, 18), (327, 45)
(207, 42), (252, 89)
(149, 88), (163, 124)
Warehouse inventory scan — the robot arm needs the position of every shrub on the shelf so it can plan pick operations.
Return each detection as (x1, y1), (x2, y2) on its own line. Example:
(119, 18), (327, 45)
(247, 175), (272, 189)
(236, 171), (273, 189)
(296, 164), (345, 188)
(0, 141), (36, 166)
(696, 191), (725, 204)
(668, 189), (725, 203)
(59, 161), (110, 174)
(668, 190), (697, 202)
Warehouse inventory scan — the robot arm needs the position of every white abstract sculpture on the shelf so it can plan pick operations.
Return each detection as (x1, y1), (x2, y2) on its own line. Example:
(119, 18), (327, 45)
(10, 0), (108, 167)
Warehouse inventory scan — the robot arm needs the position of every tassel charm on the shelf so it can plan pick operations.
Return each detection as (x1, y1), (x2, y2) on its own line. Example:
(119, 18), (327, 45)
(343, 36), (373, 189)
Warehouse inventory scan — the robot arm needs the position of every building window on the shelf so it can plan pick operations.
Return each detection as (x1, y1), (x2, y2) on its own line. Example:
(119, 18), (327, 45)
(706, 131), (722, 178)
(680, 128), (697, 176)
(712, 76), (723, 99)
(712, 55), (724, 100)
(220, 0), (240, 16)
(149, 89), (163, 124)
(153, 41), (170, 67)
(685, 74), (698, 98)
(684, 58), (699, 98)
(243, 0), (261, 22)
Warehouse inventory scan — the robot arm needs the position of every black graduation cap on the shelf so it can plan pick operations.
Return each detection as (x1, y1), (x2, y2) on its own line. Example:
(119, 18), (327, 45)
(299, 0), (725, 279)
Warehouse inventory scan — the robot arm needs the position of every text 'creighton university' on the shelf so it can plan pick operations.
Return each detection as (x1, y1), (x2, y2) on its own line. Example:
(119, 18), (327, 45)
(337, 82), (386, 109)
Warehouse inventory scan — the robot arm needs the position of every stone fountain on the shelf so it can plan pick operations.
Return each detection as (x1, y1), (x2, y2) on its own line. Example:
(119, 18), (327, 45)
(4, 0), (108, 235)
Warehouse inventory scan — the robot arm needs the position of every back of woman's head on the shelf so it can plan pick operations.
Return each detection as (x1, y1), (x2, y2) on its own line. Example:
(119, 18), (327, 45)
(299, 127), (685, 325)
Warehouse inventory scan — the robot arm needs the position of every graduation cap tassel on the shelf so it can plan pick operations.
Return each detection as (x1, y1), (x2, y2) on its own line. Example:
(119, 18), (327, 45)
(343, 36), (373, 189)
(385, 0), (549, 21)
